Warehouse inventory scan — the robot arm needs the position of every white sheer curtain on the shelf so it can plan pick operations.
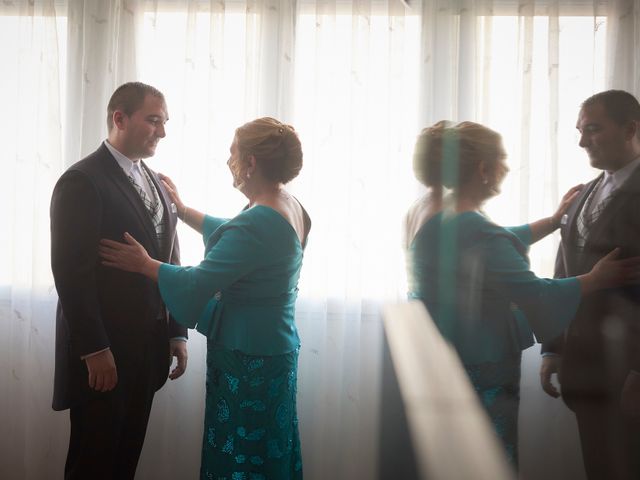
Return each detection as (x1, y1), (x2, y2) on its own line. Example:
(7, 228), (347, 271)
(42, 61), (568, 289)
(64, 0), (142, 164)
(0, 2), (67, 479)
(289, 2), (419, 477)
(2, 1), (640, 479)
(606, 0), (640, 93)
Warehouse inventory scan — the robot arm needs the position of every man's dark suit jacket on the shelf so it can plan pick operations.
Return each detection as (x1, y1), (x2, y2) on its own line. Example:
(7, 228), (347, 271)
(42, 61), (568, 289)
(543, 167), (640, 408)
(50, 142), (187, 411)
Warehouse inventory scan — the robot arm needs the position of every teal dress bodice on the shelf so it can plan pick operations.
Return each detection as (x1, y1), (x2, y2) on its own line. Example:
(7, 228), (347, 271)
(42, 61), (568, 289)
(406, 211), (580, 365)
(158, 206), (305, 355)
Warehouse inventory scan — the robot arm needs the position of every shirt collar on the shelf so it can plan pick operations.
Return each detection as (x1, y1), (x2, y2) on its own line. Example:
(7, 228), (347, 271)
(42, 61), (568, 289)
(104, 140), (140, 176)
(604, 156), (640, 190)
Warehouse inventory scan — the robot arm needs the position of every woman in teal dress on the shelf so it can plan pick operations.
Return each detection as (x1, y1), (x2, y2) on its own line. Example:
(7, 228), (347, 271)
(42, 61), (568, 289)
(404, 120), (638, 467)
(100, 117), (310, 479)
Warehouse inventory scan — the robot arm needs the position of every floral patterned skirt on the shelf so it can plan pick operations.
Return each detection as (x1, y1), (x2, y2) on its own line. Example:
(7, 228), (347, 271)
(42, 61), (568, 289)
(464, 355), (522, 468)
(200, 343), (303, 480)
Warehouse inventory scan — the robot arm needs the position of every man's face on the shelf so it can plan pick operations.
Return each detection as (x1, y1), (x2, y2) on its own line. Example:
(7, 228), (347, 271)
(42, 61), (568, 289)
(120, 94), (168, 159)
(576, 102), (630, 171)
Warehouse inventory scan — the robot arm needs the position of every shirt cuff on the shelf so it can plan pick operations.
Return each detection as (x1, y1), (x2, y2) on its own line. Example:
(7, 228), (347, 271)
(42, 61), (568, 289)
(170, 336), (188, 342)
(80, 347), (110, 360)
(541, 352), (561, 358)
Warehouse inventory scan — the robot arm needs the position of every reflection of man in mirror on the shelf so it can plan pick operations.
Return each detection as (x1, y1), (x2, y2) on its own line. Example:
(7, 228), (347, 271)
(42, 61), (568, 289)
(541, 90), (640, 480)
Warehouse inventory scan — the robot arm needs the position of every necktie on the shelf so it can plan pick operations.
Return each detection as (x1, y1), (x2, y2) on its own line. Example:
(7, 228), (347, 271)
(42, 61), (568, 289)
(127, 164), (164, 232)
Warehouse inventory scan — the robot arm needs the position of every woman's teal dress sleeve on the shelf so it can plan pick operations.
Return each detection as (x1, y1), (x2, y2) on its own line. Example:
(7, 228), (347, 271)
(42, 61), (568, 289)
(202, 214), (229, 243)
(157, 215), (264, 331)
(484, 232), (580, 342)
(504, 224), (532, 245)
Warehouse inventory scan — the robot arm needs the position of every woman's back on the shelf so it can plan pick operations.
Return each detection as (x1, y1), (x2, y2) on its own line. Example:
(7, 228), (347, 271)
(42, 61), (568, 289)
(403, 193), (441, 250)
(407, 210), (524, 363)
(406, 208), (580, 365)
(258, 193), (309, 246)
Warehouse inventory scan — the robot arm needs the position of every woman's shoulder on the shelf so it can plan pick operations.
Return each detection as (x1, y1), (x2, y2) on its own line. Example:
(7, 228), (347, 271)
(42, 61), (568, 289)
(404, 194), (443, 246)
(452, 211), (501, 230)
(408, 209), (490, 246)
(458, 213), (528, 257)
(454, 211), (496, 229)
(233, 204), (285, 224)
(405, 194), (429, 218)
(224, 205), (300, 243)
(450, 212), (520, 243)
(407, 193), (443, 216)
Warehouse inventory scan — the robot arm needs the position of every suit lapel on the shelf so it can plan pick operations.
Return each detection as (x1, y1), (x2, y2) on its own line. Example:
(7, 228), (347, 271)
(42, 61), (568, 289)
(98, 144), (161, 258)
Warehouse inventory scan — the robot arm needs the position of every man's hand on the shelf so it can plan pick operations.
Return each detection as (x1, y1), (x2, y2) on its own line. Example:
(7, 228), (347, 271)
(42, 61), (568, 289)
(621, 371), (640, 419)
(85, 349), (118, 392)
(540, 355), (562, 398)
(169, 340), (188, 380)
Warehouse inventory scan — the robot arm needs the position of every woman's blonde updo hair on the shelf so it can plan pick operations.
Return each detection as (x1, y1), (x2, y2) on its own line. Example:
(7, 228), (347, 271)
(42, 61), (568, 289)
(413, 120), (506, 189)
(235, 117), (303, 184)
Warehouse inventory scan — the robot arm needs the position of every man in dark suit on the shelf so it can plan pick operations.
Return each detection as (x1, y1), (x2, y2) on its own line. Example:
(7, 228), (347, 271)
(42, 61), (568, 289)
(50, 82), (188, 479)
(540, 90), (640, 480)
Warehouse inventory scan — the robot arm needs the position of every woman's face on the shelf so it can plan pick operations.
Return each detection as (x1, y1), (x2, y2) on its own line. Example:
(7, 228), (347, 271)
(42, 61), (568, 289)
(227, 136), (245, 189)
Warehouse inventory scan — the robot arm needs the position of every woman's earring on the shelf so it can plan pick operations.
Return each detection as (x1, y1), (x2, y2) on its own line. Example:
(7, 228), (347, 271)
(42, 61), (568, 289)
(246, 172), (251, 180)
(482, 178), (489, 185)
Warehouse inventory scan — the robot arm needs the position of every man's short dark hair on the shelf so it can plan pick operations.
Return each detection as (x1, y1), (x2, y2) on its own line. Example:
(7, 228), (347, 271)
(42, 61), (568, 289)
(107, 82), (165, 131)
(582, 90), (640, 126)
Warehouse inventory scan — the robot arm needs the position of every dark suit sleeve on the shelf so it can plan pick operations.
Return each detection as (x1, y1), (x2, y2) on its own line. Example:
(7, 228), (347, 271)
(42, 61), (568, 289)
(51, 169), (110, 357)
(541, 242), (568, 355)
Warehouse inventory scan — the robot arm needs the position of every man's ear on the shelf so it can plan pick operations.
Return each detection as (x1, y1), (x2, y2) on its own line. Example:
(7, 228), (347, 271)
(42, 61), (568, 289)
(112, 110), (127, 131)
(625, 120), (639, 142)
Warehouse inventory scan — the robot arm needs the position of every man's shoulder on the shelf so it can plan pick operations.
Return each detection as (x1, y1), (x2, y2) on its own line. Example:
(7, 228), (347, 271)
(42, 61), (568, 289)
(622, 165), (640, 192)
(54, 144), (117, 194)
(64, 144), (113, 176)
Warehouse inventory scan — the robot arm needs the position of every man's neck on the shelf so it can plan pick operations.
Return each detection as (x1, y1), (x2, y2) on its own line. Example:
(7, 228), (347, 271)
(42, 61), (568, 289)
(106, 138), (140, 163)
(607, 153), (640, 173)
